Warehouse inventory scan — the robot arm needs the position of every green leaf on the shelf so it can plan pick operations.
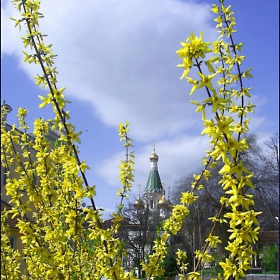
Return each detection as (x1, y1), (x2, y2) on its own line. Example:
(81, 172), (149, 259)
(118, 204), (124, 214)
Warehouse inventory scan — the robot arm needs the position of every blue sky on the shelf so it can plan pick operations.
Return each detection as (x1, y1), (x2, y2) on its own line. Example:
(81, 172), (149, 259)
(1, 0), (279, 217)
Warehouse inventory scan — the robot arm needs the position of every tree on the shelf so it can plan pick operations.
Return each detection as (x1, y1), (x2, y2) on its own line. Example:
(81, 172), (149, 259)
(171, 133), (279, 273)
(118, 201), (192, 278)
(116, 201), (163, 279)
(171, 133), (279, 250)
(263, 134), (279, 175)
(261, 245), (279, 272)
(172, 133), (279, 229)
(246, 134), (279, 230)
(156, 248), (178, 279)
(171, 163), (230, 269)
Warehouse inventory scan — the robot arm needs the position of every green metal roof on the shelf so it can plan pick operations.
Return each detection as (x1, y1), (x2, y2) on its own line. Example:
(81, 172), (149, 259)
(145, 169), (163, 191)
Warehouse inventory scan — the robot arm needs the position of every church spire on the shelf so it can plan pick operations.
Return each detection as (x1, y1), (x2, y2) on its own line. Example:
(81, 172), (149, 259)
(134, 183), (144, 209)
(144, 148), (163, 192)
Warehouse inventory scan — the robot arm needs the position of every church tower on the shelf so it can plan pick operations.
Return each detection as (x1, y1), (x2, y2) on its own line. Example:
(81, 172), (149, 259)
(134, 148), (173, 217)
(143, 149), (164, 211)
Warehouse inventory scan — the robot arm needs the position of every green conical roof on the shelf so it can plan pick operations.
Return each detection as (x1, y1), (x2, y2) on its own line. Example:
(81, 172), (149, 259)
(145, 169), (163, 191)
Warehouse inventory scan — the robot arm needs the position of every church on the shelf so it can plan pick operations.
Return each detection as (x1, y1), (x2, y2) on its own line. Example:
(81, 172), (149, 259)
(134, 148), (173, 218)
(115, 148), (174, 277)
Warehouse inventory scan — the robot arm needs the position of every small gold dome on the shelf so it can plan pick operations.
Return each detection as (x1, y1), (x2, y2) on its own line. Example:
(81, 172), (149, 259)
(134, 196), (144, 209)
(158, 196), (169, 207)
(150, 149), (159, 161)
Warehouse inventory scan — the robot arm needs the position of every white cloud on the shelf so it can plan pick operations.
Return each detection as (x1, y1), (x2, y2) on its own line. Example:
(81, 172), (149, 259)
(95, 134), (209, 195)
(1, 0), (217, 142)
(1, 4), (24, 57)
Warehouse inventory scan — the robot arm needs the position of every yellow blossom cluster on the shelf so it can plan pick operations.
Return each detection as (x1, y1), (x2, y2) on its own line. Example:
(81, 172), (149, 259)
(117, 122), (135, 208)
(143, 2), (260, 280)
(2, 1), (137, 279)
(2, 105), (136, 279)
(1, 210), (22, 279)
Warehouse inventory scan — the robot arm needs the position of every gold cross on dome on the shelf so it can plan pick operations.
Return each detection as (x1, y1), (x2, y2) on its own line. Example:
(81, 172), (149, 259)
(137, 183), (142, 195)
(152, 139), (156, 150)
(162, 182), (166, 194)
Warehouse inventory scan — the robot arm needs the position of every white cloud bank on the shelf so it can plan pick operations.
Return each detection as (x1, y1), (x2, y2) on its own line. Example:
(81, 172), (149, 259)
(1, 0), (217, 142)
(95, 135), (209, 194)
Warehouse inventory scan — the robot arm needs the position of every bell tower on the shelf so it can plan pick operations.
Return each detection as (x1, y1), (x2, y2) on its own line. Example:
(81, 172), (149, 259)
(143, 149), (164, 210)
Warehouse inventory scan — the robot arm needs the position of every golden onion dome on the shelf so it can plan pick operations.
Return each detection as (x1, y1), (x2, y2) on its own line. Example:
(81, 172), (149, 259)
(134, 196), (144, 209)
(150, 149), (159, 161)
(158, 196), (169, 207)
